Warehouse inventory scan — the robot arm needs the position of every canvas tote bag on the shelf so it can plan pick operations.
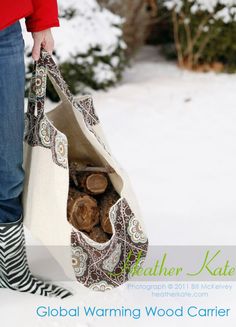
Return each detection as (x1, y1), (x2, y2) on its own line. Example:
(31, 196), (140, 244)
(22, 49), (148, 291)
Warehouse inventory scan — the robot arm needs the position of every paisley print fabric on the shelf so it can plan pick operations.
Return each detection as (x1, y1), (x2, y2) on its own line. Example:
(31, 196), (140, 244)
(24, 56), (68, 169)
(71, 198), (148, 289)
(127, 216), (148, 244)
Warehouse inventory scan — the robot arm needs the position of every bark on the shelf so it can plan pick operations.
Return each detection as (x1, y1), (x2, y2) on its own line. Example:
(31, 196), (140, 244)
(99, 191), (120, 234)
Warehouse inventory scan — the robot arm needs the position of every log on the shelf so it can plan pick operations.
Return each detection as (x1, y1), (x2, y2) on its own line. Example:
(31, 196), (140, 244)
(75, 172), (109, 195)
(69, 161), (112, 194)
(89, 226), (110, 243)
(69, 161), (114, 187)
(99, 191), (120, 234)
(67, 188), (99, 232)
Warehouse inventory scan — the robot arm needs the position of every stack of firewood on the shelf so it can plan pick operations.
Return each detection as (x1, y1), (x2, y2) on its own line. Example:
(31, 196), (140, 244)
(67, 161), (120, 243)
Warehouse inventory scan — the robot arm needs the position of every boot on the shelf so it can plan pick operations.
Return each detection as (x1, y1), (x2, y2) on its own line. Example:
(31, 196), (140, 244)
(0, 216), (72, 299)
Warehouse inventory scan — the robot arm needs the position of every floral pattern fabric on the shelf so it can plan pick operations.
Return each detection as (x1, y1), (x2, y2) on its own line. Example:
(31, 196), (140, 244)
(71, 198), (148, 290)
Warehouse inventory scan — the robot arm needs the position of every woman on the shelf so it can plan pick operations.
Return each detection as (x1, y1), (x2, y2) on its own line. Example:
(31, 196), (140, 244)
(0, 0), (72, 298)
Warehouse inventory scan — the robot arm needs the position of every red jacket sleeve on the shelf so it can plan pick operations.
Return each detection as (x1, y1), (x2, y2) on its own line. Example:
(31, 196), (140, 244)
(25, 0), (60, 32)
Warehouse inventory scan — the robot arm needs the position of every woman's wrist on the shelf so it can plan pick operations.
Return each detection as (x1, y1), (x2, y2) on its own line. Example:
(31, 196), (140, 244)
(31, 28), (54, 60)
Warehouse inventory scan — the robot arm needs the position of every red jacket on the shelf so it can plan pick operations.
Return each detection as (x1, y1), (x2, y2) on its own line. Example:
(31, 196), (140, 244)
(0, 0), (59, 32)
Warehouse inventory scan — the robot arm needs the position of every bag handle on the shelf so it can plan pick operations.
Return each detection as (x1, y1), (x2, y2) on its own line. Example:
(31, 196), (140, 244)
(27, 48), (74, 117)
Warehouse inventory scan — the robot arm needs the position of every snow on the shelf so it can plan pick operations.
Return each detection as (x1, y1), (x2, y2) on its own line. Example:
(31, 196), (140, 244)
(164, 0), (236, 22)
(93, 62), (117, 83)
(93, 46), (236, 246)
(4, 46), (236, 326)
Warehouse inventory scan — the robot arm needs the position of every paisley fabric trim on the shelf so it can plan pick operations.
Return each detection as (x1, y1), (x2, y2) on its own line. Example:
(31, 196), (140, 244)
(24, 49), (111, 169)
(24, 112), (68, 169)
(71, 197), (149, 290)
(42, 50), (112, 155)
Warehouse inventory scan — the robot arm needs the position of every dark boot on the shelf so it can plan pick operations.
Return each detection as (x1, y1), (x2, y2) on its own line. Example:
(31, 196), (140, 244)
(0, 216), (72, 299)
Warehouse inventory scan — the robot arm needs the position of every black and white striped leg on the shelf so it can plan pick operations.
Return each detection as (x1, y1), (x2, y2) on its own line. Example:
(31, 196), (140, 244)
(0, 217), (72, 299)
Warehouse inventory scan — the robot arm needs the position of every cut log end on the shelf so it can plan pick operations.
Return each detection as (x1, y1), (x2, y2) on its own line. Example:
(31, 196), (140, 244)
(67, 189), (99, 232)
(86, 173), (108, 194)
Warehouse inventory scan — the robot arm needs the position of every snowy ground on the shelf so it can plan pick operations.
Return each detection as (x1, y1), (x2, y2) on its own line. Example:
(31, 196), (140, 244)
(3, 46), (236, 326)
(95, 47), (236, 246)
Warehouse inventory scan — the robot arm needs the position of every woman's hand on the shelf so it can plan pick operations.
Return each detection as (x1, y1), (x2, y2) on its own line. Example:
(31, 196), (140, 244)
(32, 29), (54, 61)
